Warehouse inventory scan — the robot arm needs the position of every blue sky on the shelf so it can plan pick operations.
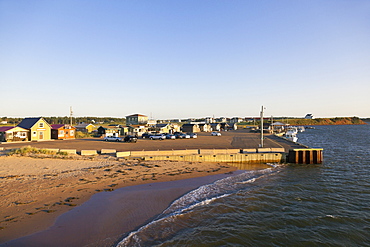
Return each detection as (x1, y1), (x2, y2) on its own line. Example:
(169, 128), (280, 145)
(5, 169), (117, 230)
(1, 0), (369, 119)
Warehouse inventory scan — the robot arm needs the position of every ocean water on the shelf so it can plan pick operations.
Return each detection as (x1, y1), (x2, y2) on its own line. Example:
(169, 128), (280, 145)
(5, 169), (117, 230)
(117, 125), (370, 247)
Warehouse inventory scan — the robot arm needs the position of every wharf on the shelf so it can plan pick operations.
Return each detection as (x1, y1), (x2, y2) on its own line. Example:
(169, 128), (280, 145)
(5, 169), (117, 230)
(0, 130), (321, 164)
(0, 130), (305, 153)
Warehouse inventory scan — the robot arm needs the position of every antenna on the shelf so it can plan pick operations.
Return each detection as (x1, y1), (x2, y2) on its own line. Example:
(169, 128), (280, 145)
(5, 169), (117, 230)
(70, 106), (73, 126)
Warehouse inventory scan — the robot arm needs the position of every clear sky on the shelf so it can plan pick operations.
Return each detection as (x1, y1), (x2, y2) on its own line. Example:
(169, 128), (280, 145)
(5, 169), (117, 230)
(1, 0), (369, 119)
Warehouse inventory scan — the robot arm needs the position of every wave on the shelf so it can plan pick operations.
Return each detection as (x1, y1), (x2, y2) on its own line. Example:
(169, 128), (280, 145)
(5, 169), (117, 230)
(117, 165), (282, 247)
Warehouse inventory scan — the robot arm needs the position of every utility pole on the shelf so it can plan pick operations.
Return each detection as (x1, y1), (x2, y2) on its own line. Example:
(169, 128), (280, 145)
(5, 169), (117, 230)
(260, 106), (265, 148)
(70, 106), (73, 126)
(271, 115), (274, 133)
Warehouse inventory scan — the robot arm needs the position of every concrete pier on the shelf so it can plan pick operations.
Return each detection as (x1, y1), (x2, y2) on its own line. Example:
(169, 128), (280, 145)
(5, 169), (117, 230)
(1, 130), (323, 164)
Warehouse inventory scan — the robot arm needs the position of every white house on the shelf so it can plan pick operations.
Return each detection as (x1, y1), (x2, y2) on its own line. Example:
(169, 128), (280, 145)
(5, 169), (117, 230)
(305, 114), (314, 119)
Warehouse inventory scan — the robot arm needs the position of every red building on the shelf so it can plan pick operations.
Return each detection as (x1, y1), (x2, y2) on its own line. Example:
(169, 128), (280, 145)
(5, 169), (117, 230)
(51, 124), (76, 140)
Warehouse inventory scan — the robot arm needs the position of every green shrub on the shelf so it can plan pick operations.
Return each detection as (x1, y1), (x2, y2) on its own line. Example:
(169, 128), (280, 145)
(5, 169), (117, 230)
(75, 131), (94, 139)
(7, 146), (68, 157)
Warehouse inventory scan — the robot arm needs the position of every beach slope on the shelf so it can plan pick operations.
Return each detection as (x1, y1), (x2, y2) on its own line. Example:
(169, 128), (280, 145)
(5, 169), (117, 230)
(0, 155), (236, 244)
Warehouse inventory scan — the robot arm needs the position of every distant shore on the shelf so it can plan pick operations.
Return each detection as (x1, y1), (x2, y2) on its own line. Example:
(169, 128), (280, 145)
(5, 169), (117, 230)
(0, 155), (237, 245)
(273, 117), (366, 126)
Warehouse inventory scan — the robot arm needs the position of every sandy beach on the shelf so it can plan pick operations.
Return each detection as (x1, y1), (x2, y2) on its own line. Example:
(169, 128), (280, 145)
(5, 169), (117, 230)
(0, 154), (237, 246)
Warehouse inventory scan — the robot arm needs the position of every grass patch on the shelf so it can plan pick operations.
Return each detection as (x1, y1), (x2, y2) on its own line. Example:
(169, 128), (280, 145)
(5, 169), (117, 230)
(75, 131), (94, 138)
(7, 146), (69, 158)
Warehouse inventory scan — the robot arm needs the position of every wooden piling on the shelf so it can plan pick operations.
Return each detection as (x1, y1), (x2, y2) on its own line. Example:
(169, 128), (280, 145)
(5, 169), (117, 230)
(288, 148), (323, 164)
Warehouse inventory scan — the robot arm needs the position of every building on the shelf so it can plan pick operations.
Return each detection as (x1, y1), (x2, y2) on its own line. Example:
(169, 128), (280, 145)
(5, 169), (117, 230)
(198, 123), (212, 132)
(210, 123), (221, 131)
(305, 114), (314, 119)
(168, 119), (181, 123)
(205, 117), (215, 123)
(120, 126), (130, 136)
(151, 123), (181, 134)
(17, 117), (52, 141)
(128, 125), (149, 137)
(228, 123), (238, 131)
(97, 126), (121, 137)
(51, 124), (76, 140)
(75, 123), (96, 133)
(126, 114), (148, 126)
(271, 122), (287, 133)
(215, 117), (228, 123)
(181, 124), (201, 133)
(219, 123), (230, 131)
(0, 126), (29, 142)
(230, 117), (244, 123)
(147, 119), (157, 126)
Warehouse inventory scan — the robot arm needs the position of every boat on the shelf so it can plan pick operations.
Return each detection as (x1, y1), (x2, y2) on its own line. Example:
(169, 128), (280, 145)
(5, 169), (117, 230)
(286, 126), (298, 134)
(297, 126), (305, 132)
(285, 129), (298, 142)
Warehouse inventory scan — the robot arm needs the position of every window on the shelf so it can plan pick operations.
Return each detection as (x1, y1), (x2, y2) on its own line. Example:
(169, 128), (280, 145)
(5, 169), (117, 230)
(33, 131), (37, 137)
(39, 122), (44, 128)
(70, 130), (74, 136)
(60, 130), (64, 135)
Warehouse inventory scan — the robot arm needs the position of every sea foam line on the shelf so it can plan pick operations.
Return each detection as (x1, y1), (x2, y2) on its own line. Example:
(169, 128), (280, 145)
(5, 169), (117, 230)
(161, 167), (276, 216)
(116, 193), (233, 247)
(117, 166), (281, 247)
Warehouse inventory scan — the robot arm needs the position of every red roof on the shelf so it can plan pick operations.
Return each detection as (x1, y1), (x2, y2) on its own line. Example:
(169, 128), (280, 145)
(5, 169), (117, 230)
(0, 126), (14, 132)
(126, 114), (147, 117)
(51, 124), (67, 130)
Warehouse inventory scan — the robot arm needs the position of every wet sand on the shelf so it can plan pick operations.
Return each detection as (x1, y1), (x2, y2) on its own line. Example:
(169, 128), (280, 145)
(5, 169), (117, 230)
(5, 173), (241, 247)
(0, 155), (237, 246)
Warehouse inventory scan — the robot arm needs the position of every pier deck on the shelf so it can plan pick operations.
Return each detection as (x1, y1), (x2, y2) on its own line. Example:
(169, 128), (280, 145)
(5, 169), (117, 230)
(1, 130), (305, 153)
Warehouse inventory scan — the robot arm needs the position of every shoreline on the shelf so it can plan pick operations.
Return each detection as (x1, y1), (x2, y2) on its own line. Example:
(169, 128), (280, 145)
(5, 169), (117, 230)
(0, 155), (238, 245)
(5, 171), (247, 247)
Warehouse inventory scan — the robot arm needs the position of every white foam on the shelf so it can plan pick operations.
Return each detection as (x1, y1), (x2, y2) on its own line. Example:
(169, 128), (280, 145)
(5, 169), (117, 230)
(117, 166), (282, 246)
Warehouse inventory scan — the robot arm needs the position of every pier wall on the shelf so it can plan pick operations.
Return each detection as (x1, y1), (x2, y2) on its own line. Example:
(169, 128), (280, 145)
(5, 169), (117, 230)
(2, 146), (322, 164)
(143, 152), (284, 163)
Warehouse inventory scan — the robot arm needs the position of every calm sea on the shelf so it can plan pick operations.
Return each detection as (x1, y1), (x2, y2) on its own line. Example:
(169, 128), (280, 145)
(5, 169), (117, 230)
(118, 125), (370, 247)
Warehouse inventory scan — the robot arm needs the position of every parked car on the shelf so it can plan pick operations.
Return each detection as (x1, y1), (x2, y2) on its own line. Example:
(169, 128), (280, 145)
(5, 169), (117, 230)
(180, 133), (191, 139)
(150, 134), (166, 140)
(174, 132), (189, 139)
(124, 135), (137, 143)
(211, 132), (221, 136)
(174, 132), (182, 139)
(165, 134), (176, 140)
(141, 133), (152, 139)
(174, 132), (183, 139)
(188, 133), (198, 138)
(104, 136), (123, 142)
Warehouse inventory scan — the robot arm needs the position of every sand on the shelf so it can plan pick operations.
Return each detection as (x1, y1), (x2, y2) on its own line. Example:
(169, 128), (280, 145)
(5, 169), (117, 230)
(0, 154), (237, 245)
